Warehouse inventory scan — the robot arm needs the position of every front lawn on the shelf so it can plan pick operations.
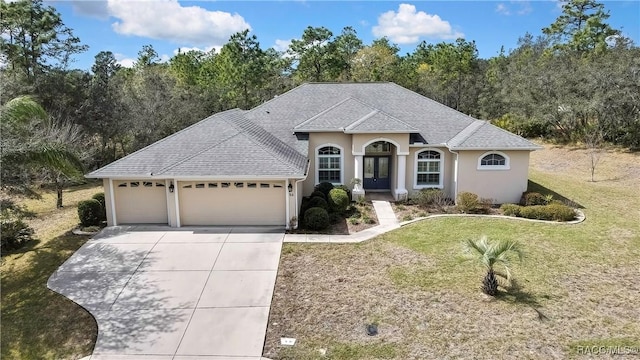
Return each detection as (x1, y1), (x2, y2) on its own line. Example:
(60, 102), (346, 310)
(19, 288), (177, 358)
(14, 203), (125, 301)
(1, 184), (101, 359)
(264, 143), (640, 359)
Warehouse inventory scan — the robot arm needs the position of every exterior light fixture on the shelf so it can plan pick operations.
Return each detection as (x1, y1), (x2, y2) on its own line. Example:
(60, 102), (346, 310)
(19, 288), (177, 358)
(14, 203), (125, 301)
(287, 183), (293, 193)
(169, 182), (175, 193)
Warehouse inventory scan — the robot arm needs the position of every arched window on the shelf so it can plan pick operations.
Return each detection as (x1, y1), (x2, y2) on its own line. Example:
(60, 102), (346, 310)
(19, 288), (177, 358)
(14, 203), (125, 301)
(478, 151), (510, 170)
(415, 149), (443, 188)
(316, 145), (343, 184)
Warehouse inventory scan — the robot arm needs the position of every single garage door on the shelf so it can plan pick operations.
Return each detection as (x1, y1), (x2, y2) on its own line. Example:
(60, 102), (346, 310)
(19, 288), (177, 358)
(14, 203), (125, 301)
(179, 181), (286, 226)
(114, 180), (168, 224)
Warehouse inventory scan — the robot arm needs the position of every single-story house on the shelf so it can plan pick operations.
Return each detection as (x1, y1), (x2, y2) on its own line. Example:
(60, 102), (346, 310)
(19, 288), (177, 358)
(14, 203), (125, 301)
(87, 82), (541, 228)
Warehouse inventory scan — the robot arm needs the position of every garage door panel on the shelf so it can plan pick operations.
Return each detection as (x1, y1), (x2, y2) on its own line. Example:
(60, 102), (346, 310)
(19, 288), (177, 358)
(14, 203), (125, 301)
(114, 181), (168, 224)
(179, 181), (285, 226)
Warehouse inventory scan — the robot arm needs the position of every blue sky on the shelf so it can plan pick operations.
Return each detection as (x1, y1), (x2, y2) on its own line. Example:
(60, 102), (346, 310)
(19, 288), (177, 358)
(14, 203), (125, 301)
(49, 1), (640, 70)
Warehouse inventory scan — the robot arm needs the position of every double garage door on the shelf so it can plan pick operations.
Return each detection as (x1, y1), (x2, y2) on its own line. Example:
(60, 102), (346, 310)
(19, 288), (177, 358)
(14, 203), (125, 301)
(113, 180), (286, 226)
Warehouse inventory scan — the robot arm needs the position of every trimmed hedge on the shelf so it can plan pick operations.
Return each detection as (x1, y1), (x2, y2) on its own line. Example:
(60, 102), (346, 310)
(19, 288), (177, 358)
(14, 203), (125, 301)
(307, 196), (329, 210)
(304, 207), (330, 230)
(519, 203), (575, 221)
(328, 188), (349, 213)
(500, 203), (521, 217)
(310, 190), (326, 200)
(92, 192), (107, 222)
(412, 188), (450, 208)
(456, 192), (491, 214)
(78, 199), (103, 227)
(314, 182), (335, 198)
(521, 192), (547, 206)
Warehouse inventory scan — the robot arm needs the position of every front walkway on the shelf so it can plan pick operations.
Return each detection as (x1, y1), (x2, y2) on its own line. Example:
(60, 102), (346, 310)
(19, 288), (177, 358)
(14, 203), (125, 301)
(284, 200), (400, 243)
(48, 226), (282, 360)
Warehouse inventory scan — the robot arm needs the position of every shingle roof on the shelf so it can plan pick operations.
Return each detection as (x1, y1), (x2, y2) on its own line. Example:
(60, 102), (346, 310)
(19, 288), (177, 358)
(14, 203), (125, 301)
(447, 120), (542, 150)
(88, 83), (540, 179)
(86, 109), (308, 178)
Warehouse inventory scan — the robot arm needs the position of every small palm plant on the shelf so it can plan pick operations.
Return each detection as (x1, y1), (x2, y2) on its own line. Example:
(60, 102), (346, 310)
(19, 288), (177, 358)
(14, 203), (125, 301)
(463, 236), (523, 296)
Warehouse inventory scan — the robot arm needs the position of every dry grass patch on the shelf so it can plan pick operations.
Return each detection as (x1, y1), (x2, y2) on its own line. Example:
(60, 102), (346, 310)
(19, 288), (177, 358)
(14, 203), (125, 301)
(1, 184), (102, 359)
(264, 143), (640, 359)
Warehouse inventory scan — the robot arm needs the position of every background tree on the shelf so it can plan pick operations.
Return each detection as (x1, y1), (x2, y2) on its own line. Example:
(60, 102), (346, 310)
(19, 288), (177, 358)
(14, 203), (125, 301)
(289, 26), (335, 82)
(351, 38), (400, 82)
(542, 0), (619, 54)
(1, 96), (84, 206)
(214, 30), (266, 109)
(330, 26), (363, 81)
(0, 0), (87, 89)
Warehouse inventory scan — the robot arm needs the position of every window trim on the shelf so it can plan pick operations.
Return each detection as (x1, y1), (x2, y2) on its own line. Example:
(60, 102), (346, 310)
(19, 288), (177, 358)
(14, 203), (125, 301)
(315, 143), (344, 185)
(477, 151), (510, 171)
(414, 148), (444, 189)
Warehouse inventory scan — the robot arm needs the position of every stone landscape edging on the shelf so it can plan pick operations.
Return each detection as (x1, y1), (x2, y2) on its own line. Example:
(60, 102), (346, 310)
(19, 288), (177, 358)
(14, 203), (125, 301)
(398, 209), (586, 227)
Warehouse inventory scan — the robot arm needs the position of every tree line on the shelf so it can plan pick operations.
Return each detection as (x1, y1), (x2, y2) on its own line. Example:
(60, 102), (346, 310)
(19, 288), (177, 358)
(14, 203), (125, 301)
(1, 0), (638, 199)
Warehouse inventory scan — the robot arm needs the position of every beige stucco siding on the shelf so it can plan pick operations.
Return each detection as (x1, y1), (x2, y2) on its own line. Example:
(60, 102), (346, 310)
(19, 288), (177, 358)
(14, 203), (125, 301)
(113, 180), (168, 224)
(456, 150), (530, 204)
(304, 133), (354, 195)
(352, 133), (410, 154)
(406, 147), (454, 199)
(178, 181), (286, 226)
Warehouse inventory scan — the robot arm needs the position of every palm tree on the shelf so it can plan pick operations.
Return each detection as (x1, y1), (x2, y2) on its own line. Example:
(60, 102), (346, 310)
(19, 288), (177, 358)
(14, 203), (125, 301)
(464, 236), (523, 296)
(1, 96), (84, 205)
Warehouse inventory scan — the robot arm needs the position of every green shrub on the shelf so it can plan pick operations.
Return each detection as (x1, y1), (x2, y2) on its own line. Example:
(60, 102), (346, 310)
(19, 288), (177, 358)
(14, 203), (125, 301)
(328, 188), (349, 213)
(310, 190), (326, 200)
(500, 203), (521, 217)
(91, 192), (107, 221)
(456, 192), (491, 214)
(314, 182), (335, 198)
(1, 200), (35, 251)
(329, 212), (342, 224)
(307, 196), (329, 211)
(1, 217), (34, 251)
(519, 203), (575, 221)
(304, 207), (330, 230)
(521, 192), (547, 206)
(334, 184), (352, 201)
(299, 197), (311, 222)
(78, 199), (103, 227)
(412, 188), (450, 208)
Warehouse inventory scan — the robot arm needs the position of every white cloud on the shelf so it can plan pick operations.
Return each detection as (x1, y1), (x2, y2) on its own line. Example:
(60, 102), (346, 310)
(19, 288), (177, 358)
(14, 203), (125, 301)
(69, 1), (110, 19)
(273, 39), (292, 53)
(114, 53), (135, 68)
(496, 1), (532, 16)
(496, 3), (510, 15)
(107, 0), (250, 46)
(516, 1), (533, 15)
(372, 4), (463, 44)
(174, 46), (219, 55)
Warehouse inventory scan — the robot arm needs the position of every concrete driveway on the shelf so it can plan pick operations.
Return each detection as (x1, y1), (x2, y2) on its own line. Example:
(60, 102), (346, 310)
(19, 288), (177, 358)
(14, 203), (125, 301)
(48, 226), (283, 360)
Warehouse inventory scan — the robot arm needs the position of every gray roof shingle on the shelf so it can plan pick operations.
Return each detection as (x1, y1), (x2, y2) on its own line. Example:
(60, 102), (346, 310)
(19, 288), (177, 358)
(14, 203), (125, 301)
(88, 83), (540, 179)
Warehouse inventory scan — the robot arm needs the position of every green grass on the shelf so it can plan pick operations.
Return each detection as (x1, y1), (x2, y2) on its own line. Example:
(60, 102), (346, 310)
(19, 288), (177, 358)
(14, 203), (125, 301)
(264, 144), (640, 359)
(1, 185), (102, 359)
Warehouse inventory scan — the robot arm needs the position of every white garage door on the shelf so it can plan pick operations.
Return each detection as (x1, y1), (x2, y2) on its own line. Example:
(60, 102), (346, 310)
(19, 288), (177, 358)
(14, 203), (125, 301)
(179, 181), (286, 226)
(114, 180), (168, 224)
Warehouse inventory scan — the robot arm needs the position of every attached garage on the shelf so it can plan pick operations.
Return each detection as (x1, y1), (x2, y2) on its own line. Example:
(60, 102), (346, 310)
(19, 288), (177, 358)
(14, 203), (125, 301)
(113, 180), (168, 224)
(178, 181), (286, 226)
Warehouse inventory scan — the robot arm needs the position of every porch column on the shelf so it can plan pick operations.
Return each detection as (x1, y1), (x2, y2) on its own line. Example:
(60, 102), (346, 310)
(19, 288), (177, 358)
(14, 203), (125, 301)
(352, 155), (365, 201)
(395, 154), (408, 201)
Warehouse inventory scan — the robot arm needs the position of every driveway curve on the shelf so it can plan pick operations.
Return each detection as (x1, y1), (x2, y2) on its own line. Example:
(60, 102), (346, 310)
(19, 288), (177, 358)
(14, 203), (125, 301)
(48, 225), (283, 360)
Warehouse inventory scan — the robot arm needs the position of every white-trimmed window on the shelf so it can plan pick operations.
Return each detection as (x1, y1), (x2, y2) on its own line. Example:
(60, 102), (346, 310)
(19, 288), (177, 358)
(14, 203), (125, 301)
(415, 149), (443, 188)
(316, 145), (343, 184)
(478, 151), (510, 170)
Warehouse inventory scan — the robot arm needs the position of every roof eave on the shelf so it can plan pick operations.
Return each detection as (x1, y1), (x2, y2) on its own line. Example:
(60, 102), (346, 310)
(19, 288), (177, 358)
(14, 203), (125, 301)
(447, 146), (543, 151)
(85, 174), (307, 180)
(343, 130), (417, 134)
